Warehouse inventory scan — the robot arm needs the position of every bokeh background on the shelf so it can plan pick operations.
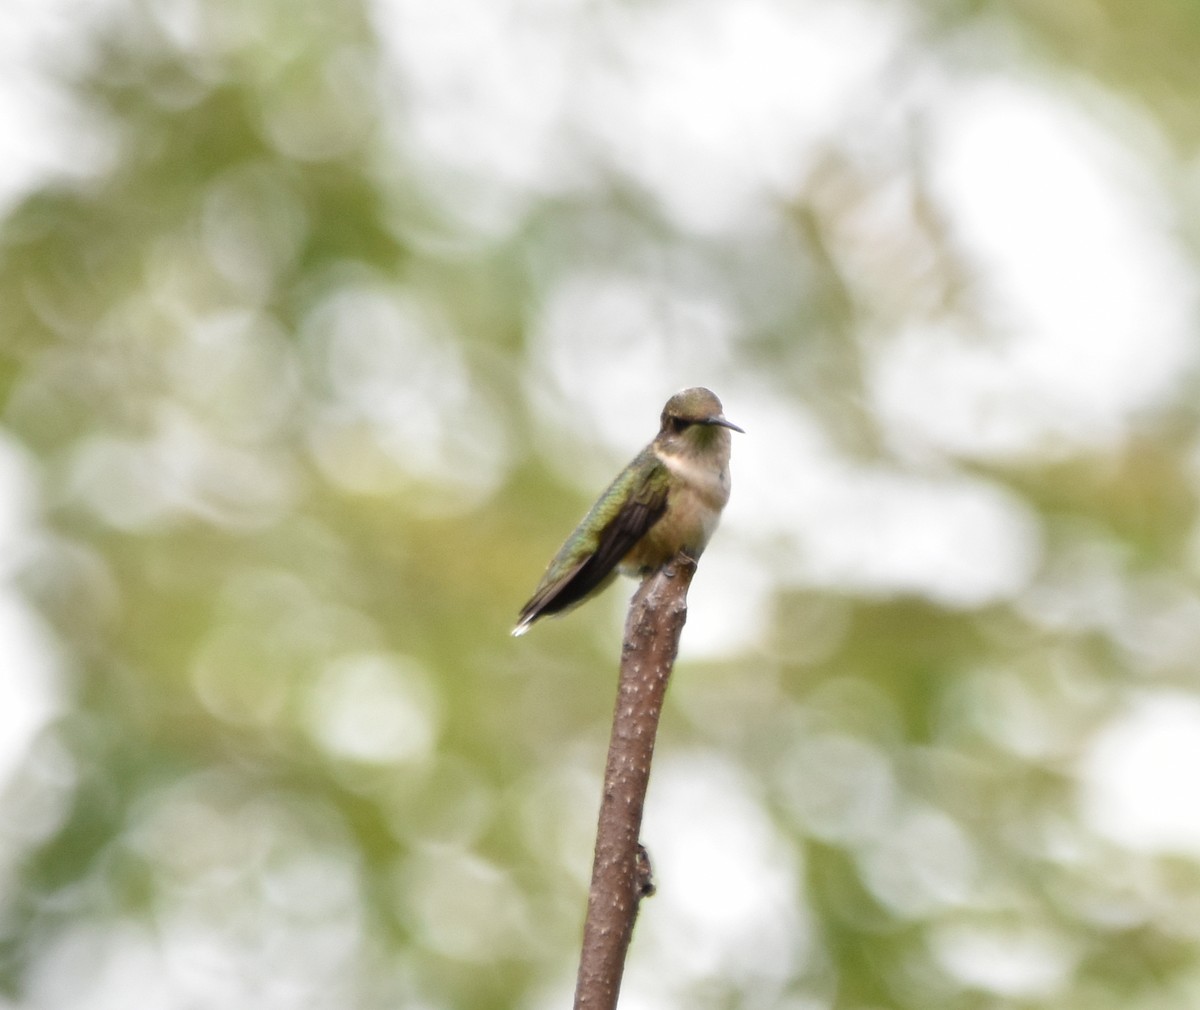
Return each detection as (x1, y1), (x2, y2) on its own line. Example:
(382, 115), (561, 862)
(4, 0), (1200, 1007)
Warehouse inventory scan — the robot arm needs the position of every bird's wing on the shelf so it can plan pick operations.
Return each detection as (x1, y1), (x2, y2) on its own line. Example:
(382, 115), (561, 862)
(514, 453), (669, 632)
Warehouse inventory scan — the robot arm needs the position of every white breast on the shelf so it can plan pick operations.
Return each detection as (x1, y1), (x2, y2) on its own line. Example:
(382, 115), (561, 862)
(654, 447), (731, 548)
(655, 448), (731, 508)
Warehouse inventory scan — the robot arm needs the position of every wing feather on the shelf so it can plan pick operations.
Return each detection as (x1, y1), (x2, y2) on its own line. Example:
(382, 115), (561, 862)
(514, 453), (668, 633)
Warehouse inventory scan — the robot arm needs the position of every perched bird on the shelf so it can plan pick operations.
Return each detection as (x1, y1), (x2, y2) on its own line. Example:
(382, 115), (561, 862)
(513, 387), (742, 636)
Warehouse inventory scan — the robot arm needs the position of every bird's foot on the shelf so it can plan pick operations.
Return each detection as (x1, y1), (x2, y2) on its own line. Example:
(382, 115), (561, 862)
(662, 550), (698, 578)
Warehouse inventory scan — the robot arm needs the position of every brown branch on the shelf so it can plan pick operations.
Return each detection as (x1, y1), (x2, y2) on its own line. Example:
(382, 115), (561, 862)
(572, 554), (696, 1010)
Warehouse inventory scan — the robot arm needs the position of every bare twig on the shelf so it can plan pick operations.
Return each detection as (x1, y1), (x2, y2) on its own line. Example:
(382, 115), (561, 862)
(572, 555), (696, 1010)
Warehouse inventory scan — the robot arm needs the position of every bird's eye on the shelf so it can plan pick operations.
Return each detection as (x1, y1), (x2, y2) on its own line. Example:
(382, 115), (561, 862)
(670, 416), (688, 433)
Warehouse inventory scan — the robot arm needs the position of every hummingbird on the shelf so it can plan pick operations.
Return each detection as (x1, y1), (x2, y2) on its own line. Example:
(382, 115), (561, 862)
(513, 387), (743, 636)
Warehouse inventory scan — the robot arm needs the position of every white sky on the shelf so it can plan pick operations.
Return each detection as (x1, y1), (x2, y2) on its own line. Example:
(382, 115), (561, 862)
(0, 436), (62, 796)
(1081, 692), (1200, 855)
(0, 0), (122, 217)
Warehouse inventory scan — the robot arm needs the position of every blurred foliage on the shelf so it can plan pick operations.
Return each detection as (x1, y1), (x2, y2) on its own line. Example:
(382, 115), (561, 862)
(3, 0), (1200, 1008)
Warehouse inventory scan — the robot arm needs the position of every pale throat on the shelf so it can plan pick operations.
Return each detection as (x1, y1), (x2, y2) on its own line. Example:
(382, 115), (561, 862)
(652, 443), (731, 506)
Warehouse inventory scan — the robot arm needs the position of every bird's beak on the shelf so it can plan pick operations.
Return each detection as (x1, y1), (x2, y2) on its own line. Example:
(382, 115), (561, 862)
(707, 415), (745, 433)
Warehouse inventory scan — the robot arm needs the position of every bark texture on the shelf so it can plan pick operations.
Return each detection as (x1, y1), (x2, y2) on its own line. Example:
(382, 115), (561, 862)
(572, 556), (695, 1010)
